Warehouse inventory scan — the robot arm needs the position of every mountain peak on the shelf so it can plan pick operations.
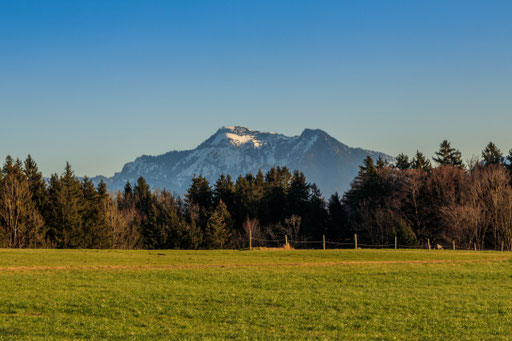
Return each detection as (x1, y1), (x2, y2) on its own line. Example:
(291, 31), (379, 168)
(222, 126), (253, 134)
(95, 126), (393, 195)
(300, 128), (329, 138)
(201, 126), (264, 148)
(202, 126), (286, 149)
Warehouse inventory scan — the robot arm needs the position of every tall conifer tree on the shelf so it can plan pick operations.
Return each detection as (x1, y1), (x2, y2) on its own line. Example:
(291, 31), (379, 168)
(411, 151), (432, 171)
(433, 140), (464, 168)
(395, 153), (410, 170)
(482, 142), (503, 166)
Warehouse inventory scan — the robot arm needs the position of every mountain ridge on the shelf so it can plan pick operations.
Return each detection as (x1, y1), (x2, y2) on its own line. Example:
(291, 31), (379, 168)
(93, 126), (393, 195)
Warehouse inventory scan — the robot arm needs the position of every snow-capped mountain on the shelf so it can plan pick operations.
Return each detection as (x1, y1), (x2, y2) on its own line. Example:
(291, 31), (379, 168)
(94, 126), (392, 195)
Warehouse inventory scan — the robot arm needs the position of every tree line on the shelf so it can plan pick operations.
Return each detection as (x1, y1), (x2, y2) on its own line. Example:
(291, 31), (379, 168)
(1, 140), (512, 249)
(344, 141), (512, 250)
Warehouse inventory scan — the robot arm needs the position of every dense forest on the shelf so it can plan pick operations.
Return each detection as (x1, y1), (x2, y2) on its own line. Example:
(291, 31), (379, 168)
(1, 140), (512, 250)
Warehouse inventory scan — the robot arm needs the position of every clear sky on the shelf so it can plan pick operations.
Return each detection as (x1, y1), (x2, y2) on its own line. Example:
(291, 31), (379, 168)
(1, 0), (511, 177)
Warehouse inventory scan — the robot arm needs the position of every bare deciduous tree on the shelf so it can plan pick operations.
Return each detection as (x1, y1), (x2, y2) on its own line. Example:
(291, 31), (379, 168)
(0, 171), (44, 248)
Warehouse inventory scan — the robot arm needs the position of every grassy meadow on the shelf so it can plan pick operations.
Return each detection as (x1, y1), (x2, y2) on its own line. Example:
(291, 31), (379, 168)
(0, 249), (510, 340)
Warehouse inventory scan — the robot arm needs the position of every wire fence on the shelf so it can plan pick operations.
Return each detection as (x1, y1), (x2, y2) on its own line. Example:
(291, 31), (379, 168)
(249, 234), (510, 252)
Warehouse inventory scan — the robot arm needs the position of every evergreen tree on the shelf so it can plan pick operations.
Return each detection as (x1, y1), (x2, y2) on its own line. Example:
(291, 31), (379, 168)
(97, 180), (110, 201)
(215, 199), (233, 232)
(261, 167), (291, 226)
(303, 184), (328, 240)
(46, 163), (84, 248)
(346, 155), (379, 200)
(255, 169), (265, 188)
(204, 202), (230, 249)
(288, 170), (310, 218)
(142, 200), (163, 249)
(360, 156), (377, 175)
(118, 181), (135, 210)
(343, 156), (398, 242)
(376, 156), (388, 169)
(81, 177), (98, 247)
(232, 174), (261, 230)
(132, 177), (163, 248)
(433, 140), (463, 168)
(395, 153), (411, 170)
(23, 155), (47, 215)
(157, 190), (188, 249)
(81, 177), (110, 248)
(186, 175), (213, 211)
(213, 174), (235, 208)
(185, 175), (213, 233)
(326, 193), (346, 239)
(2, 156), (15, 175)
(134, 177), (152, 215)
(411, 151), (432, 172)
(482, 142), (503, 166)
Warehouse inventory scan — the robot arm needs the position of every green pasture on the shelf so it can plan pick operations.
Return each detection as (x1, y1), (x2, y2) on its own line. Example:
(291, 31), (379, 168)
(0, 249), (510, 340)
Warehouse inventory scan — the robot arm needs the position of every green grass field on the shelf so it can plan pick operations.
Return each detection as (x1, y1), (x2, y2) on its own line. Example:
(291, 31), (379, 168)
(0, 249), (510, 340)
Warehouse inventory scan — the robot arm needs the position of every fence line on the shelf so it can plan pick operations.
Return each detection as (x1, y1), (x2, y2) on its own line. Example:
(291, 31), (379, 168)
(249, 234), (510, 251)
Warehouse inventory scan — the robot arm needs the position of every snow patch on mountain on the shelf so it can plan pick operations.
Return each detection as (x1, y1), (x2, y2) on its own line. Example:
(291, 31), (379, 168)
(225, 133), (262, 148)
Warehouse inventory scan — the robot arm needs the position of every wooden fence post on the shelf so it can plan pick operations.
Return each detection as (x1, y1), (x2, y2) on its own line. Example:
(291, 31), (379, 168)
(322, 235), (326, 250)
(501, 240), (504, 252)
(354, 234), (358, 249)
(285, 235), (288, 248)
(427, 238), (431, 250)
(395, 236), (397, 250)
(474, 242), (477, 251)
(249, 229), (252, 251)
(452, 240), (455, 251)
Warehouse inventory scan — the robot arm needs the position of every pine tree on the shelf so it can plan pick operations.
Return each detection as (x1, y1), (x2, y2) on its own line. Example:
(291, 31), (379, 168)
(23, 155), (47, 215)
(141, 201), (162, 249)
(2, 156), (14, 175)
(132, 177), (161, 248)
(134, 177), (152, 215)
(46, 163), (84, 248)
(97, 180), (108, 198)
(232, 174), (261, 229)
(204, 202), (230, 249)
(156, 190), (188, 249)
(265, 166), (292, 190)
(288, 170), (310, 218)
(213, 174), (235, 208)
(62, 163), (85, 247)
(119, 181), (135, 210)
(327, 192), (347, 239)
(303, 184), (328, 240)
(186, 175), (213, 211)
(261, 167), (292, 227)
(411, 151), (432, 172)
(481, 142), (503, 166)
(81, 177), (110, 248)
(376, 156), (388, 169)
(360, 156), (377, 175)
(433, 140), (464, 168)
(394, 153), (410, 170)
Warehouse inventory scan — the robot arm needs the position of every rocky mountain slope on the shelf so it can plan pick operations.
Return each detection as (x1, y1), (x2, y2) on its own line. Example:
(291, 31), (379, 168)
(94, 126), (392, 195)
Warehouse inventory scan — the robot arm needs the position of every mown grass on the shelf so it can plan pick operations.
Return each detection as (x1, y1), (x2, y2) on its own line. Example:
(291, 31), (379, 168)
(0, 249), (510, 340)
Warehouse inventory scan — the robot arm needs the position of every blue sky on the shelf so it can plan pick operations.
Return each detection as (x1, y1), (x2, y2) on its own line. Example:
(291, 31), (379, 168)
(1, 0), (511, 177)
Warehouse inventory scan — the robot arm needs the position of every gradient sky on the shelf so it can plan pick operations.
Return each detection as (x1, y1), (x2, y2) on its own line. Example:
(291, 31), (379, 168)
(1, 0), (511, 177)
